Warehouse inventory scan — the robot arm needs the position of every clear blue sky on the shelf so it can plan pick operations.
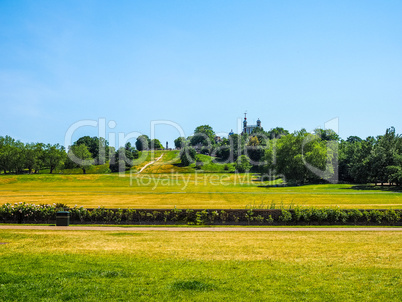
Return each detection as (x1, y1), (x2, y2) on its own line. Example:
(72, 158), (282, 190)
(1, 0), (401, 148)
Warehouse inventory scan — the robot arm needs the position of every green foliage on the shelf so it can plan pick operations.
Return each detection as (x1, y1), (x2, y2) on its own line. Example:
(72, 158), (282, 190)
(135, 135), (151, 151)
(235, 155), (252, 173)
(195, 210), (208, 225)
(266, 127), (289, 139)
(180, 146), (196, 166)
(174, 137), (186, 149)
(68, 144), (93, 174)
(150, 139), (164, 150)
(275, 130), (335, 184)
(74, 136), (109, 164)
(109, 147), (135, 172)
(245, 209), (254, 224)
(279, 209), (292, 224)
(190, 125), (216, 148)
(266, 215), (274, 224)
(3, 202), (400, 226)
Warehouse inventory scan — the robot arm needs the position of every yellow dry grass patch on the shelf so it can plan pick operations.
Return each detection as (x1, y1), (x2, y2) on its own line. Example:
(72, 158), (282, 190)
(2, 230), (401, 268)
(1, 173), (402, 209)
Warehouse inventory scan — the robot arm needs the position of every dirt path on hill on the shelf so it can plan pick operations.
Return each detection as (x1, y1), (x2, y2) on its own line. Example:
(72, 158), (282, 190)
(137, 154), (164, 173)
(0, 225), (400, 231)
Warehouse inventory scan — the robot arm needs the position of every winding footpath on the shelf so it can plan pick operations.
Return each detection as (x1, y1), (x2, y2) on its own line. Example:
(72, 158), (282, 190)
(137, 154), (164, 173)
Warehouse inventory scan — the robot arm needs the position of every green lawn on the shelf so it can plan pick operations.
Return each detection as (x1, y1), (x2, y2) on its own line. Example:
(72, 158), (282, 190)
(0, 229), (400, 301)
(0, 172), (401, 209)
(1, 151), (401, 209)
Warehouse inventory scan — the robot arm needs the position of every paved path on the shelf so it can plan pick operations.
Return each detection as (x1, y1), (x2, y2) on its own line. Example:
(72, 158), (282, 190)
(137, 154), (164, 173)
(0, 225), (401, 232)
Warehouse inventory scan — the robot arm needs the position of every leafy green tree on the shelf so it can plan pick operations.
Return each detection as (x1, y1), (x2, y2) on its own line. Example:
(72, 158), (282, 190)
(174, 137), (186, 149)
(275, 130), (333, 184)
(214, 134), (245, 163)
(109, 147), (134, 172)
(267, 127), (289, 139)
(12, 141), (25, 174)
(245, 136), (265, 169)
(348, 137), (375, 184)
(150, 139), (163, 150)
(180, 146), (196, 166)
(314, 129), (340, 142)
(44, 144), (66, 174)
(235, 155), (252, 173)
(74, 136), (109, 164)
(25, 143), (45, 174)
(135, 135), (151, 151)
(388, 152), (402, 185)
(124, 142), (139, 159)
(68, 144), (93, 174)
(190, 125), (216, 147)
(0, 136), (25, 174)
(369, 127), (401, 184)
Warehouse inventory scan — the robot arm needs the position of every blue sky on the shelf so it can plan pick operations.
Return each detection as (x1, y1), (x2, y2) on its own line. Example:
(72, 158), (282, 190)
(1, 0), (401, 148)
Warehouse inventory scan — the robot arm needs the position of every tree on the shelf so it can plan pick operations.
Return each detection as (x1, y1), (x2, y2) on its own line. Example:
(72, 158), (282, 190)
(245, 136), (265, 169)
(174, 137), (186, 149)
(235, 155), (252, 173)
(109, 147), (134, 172)
(25, 143), (45, 174)
(150, 139), (163, 150)
(368, 127), (401, 184)
(135, 135), (151, 151)
(275, 130), (333, 184)
(348, 137), (374, 183)
(74, 136), (109, 165)
(44, 144), (65, 174)
(0, 136), (24, 174)
(68, 144), (93, 174)
(180, 146), (196, 166)
(314, 129), (340, 142)
(190, 125), (216, 147)
(267, 127), (289, 139)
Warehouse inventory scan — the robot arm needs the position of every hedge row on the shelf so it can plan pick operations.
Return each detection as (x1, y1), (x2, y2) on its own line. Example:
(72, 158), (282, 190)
(1, 202), (401, 226)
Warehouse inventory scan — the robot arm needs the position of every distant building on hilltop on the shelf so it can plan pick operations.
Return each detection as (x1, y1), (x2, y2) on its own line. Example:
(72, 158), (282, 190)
(243, 112), (261, 135)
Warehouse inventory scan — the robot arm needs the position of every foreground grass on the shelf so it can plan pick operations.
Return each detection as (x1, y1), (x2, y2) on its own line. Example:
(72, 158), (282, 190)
(0, 230), (400, 301)
(1, 172), (402, 209)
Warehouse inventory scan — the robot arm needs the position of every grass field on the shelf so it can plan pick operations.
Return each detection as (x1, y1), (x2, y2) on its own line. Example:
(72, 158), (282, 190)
(0, 229), (400, 301)
(1, 151), (401, 209)
(1, 172), (402, 209)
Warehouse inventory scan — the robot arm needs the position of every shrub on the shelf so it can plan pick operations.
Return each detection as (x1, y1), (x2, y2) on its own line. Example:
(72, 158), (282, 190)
(348, 209), (363, 225)
(195, 210), (207, 225)
(245, 209), (254, 224)
(370, 210), (384, 225)
(266, 215), (274, 224)
(384, 209), (400, 225)
(279, 210), (292, 224)
(219, 210), (228, 224)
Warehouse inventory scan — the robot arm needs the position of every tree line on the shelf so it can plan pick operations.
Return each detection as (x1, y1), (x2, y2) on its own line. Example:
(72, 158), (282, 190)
(0, 135), (164, 174)
(175, 125), (402, 185)
(2, 126), (401, 185)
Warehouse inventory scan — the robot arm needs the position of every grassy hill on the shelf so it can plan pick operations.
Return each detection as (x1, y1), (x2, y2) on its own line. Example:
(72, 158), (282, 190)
(132, 150), (235, 174)
(1, 151), (401, 209)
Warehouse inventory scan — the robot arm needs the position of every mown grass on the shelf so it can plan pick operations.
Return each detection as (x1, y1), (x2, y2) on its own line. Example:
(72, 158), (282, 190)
(0, 172), (402, 209)
(0, 230), (400, 301)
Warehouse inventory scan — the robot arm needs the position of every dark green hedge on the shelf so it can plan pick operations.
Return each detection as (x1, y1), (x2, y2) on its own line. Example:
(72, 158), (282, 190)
(1, 203), (401, 225)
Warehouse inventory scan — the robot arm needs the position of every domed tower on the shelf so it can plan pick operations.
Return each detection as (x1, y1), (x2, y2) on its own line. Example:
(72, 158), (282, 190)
(257, 118), (261, 128)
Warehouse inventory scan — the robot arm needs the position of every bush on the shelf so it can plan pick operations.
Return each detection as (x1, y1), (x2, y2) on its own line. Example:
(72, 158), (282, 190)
(1, 203), (401, 226)
(279, 210), (292, 224)
(235, 155), (252, 173)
